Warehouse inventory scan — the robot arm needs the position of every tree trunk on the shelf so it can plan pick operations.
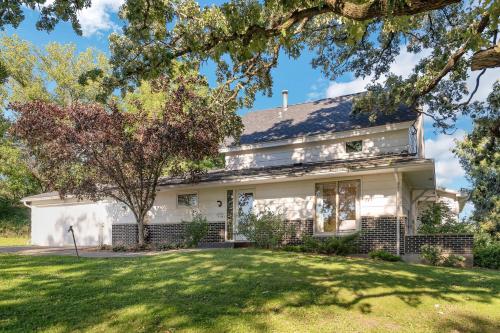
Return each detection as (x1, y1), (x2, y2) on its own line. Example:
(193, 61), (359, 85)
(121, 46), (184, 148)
(137, 216), (145, 245)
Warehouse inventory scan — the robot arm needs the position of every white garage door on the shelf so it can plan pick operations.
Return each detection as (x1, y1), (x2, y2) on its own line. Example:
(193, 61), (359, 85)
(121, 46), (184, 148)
(31, 202), (112, 246)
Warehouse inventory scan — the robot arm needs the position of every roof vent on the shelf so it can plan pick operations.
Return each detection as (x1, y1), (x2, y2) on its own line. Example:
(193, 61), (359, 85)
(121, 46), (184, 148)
(282, 90), (288, 111)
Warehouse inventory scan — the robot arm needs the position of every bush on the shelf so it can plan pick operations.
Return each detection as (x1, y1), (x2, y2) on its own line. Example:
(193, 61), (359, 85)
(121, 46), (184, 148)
(112, 244), (128, 252)
(237, 211), (294, 249)
(282, 245), (303, 252)
(420, 244), (444, 266)
(418, 202), (473, 234)
(184, 214), (209, 247)
(286, 233), (359, 256)
(369, 249), (401, 262)
(474, 242), (500, 269)
(442, 254), (466, 267)
(420, 244), (466, 268)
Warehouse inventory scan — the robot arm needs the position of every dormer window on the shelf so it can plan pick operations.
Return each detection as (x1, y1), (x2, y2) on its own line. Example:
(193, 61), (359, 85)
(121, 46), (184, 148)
(346, 140), (362, 153)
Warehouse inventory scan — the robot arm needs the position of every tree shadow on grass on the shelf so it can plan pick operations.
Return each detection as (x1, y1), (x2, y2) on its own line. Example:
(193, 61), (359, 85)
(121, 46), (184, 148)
(0, 249), (499, 332)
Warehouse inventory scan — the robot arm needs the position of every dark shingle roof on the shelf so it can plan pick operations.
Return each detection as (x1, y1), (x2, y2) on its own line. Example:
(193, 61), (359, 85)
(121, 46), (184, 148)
(236, 94), (417, 146)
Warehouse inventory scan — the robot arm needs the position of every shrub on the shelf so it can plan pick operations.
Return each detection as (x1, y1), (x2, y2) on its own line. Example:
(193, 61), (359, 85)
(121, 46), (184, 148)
(184, 214), (209, 247)
(420, 244), (466, 268)
(282, 245), (303, 252)
(237, 211), (294, 249)
(418, 202), (473, 234)
(420, 244), (443, 266)
(474, 242), (500, 269)
(154, 243), (174, 251)
(369, 249), (401, 262)
(112, 244), (127, 252)
(287, 233), (359, 256)
(442, 254), (466, 267)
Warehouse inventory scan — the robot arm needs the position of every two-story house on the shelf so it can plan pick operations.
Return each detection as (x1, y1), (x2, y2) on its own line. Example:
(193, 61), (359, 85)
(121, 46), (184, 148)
(22, 91), (468, 256)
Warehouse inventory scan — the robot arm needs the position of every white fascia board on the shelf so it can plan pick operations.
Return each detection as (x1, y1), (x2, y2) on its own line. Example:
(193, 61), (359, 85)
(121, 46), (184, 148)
(156, 159), (434, 192)
(220, 121), (414, 153)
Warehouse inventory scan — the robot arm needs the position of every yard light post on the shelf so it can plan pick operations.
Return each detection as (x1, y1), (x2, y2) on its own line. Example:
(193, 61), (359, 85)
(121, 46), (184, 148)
(67, 226), (80, 259)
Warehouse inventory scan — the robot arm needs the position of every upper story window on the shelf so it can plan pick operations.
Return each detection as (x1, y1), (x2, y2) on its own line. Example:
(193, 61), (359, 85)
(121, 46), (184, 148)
(345, 140), (363, 153)
(177, 193), (198, 207)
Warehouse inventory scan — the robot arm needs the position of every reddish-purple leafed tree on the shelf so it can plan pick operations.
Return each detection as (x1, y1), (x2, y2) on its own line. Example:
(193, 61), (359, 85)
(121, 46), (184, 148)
(11, 75), (241, 244)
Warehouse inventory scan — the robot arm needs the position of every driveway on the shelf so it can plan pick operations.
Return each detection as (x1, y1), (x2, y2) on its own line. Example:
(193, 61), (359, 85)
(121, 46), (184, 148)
(0, 246), (162, 258)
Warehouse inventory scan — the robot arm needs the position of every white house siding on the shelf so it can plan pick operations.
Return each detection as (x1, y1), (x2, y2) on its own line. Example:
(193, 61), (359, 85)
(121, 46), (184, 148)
(31, 201), (113, 246)
(29, 172), (403, 245)
(225, 129), (410, 170)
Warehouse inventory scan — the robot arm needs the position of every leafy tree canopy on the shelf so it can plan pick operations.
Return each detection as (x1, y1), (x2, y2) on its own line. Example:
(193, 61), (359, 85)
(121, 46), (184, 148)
(0, 35), (110, 203)
(10, 71), (242, 244)
(454, 82), (499, 238)
(96, 0), (500, 132)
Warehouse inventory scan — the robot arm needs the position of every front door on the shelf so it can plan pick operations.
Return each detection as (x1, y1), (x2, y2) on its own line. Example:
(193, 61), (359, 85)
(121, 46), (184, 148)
(235, 189), (254, 241)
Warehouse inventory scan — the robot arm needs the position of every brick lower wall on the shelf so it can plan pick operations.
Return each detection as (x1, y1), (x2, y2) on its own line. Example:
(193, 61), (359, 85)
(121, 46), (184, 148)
(283, 219), (314, 245)
(112, 222), (225, 246)
(358, 216), (406, 255)
(404, 234), (473, 254)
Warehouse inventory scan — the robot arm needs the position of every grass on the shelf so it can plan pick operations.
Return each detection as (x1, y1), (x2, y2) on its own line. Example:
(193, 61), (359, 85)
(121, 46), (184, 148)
(0, 236), (29, 246)
(0, 249), (499, 333)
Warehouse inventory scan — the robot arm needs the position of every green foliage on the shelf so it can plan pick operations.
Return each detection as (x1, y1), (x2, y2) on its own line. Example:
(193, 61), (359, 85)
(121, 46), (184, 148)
(0, 200), (30, 237)
(238, 210), (295, 249)
(0, 1), (90, 34)
(420, 244), (465, 268)
(454, 83), (499, 239)
(184, 214), (209, 247)
(106, 0), (498, 133)
(369, 250), (402, 262)
(288, 233), (359, 256)
(442, 254), (466, 268)
(420, 245), (444, 266)
(237, 211), (293, 249)
(474, 242), (500, 270)
(418, 202), (472, 234)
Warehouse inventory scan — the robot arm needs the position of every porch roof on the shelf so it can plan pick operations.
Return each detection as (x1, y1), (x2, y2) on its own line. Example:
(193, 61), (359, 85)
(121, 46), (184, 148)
(157, 153), (434, 188)
(22, 154), (434, 202)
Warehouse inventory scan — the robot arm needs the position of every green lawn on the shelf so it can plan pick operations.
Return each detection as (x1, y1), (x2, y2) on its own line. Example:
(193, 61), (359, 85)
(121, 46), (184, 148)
(0, 236), (29, 246)
(0, 249), (499, 333)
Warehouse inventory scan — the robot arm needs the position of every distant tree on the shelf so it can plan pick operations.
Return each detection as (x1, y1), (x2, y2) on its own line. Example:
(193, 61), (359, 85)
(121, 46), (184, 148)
(454, 82), (499, 239)
(0, 1), (93, 83)
(0, 113), (43, 203)
(11, 73), (241, 245)
(0, 35), (110, 203)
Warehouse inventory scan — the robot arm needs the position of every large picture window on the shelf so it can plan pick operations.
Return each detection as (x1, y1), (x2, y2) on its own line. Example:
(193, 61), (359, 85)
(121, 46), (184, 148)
(315, 180), (360, 234)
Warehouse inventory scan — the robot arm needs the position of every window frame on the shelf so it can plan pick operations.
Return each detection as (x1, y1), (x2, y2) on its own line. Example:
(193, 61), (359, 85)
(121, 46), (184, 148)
(345, 140), (363, 153)
(176, 192), (199, 208)
(313, 178), (361, 236)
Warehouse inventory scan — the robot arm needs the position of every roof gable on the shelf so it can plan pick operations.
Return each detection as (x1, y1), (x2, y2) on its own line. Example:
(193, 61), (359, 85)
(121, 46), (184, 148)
(236, 94), (417, 146)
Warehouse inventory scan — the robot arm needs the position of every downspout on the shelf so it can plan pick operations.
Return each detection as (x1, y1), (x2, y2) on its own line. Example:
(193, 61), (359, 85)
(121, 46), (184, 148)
(393, 170), (401, 255)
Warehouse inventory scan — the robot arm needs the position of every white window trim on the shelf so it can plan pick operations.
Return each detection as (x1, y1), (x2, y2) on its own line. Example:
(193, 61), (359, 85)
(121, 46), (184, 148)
(345, 139), (363, 154)
(176, 191), (199, 208)
(313, 178), (361, 237)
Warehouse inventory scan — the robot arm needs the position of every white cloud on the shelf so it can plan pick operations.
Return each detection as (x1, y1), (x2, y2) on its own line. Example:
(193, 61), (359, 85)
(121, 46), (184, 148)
(425, 130), (466, 188)
(78, 0), (124, 37)
(324, 48), (431, 98)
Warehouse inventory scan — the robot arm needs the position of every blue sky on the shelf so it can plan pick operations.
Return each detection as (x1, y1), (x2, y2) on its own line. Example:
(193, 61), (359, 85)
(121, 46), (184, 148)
(6, 1), (500, 217)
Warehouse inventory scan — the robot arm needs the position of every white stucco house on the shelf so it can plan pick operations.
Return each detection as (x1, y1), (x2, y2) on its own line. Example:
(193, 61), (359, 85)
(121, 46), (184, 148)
(22, 92), (471, 256)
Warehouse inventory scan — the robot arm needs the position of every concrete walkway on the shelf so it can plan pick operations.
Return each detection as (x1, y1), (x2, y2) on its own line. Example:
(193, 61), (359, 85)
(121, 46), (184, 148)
(0, 246), (164, 258)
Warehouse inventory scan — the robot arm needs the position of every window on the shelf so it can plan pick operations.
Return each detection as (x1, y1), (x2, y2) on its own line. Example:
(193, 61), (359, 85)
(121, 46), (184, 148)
(177, 193), (198, 207)
(346, 140), (362, 153)
(315, 180), (360, 234)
